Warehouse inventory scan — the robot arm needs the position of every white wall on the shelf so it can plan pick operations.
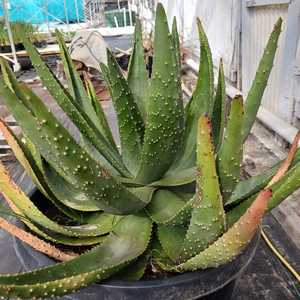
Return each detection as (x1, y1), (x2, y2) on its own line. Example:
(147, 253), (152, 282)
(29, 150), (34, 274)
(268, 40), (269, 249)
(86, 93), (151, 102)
(159, 0), (241, 83)
(137, 0), (300, 140)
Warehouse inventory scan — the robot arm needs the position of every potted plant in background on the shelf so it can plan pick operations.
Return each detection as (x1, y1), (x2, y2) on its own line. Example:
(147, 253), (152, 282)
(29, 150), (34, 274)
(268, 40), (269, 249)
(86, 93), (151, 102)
(0, 4), (298, 300)
(0, 21), (46, 53)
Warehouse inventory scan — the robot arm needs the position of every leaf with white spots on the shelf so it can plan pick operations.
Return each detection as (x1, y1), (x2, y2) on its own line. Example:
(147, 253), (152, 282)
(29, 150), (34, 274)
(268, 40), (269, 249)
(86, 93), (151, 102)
(169, 18), (214, 172)
(56, 30), (102, 131)
(101, 50), (144, 175)
(242, 18), (282, 140)
(85, 78), (117, 150)
(217, 96), (244, 201)
(136, 4), (184, 183)
(0, 214), (152, 299)
(127, 19), (150, 121)
(19, 30), (130, 177)
(227, 157), (300, 227)
(180, 116), (225, 261)
(0, 160), (115, 237)
(173, 189), (272, 271)
(0, 80), (146, 214)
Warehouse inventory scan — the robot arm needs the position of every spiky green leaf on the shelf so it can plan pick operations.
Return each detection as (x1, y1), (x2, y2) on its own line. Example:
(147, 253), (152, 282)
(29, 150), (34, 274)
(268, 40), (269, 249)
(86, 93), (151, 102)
(172, 17), (181, 74)
(212, 59), (226, 150)
(172, 189), (272, 272)
(217, 96), (244, 201)
(0, 118), (83, 219)
(0, 81), (146, 214)
(101, 50), (144, 174)
(56, 30), (101, 129)
(127, 19), (149, 120)
(19, 31), (130, 177)
(170, 18), (214, 172)
(0, 161), (116, 237)
(181, 116), (225, 260)
(242, 18), (282, 140)
(136, 3), (184, 183)
(226, 147), (300, 207)
(85, 78), (116, 149)
(0, 214), (152, 299)
(227, 161), (300, 227)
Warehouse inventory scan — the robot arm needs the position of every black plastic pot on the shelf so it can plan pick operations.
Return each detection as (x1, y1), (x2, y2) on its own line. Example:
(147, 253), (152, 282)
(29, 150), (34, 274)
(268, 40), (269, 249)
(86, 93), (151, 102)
(0, 43), (24, 53)
(13, 224), (260, 300)
(34, 40), (47, 49)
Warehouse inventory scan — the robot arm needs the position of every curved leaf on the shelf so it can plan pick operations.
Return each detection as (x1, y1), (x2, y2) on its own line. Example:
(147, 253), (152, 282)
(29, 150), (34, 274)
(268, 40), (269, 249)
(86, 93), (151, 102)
(0, 118), (83, 219)
(151, 167), (196, 187)
(0, 214), (152, 299)
(227, 161), (300, 227)
(19, 32), (130, 177)
(0, 161), (116, 237)
(227, 132), (300, 226)
(85, 79), (116, 149)
(56, 30), (101, 131)
(146, 189), (193, 226)
(226, 146), (300, 207)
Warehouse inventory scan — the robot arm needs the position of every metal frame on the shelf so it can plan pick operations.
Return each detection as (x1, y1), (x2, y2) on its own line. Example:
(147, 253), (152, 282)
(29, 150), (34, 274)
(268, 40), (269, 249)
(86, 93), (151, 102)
(2, 0), (20, 71)
(3, 0), (85, 32)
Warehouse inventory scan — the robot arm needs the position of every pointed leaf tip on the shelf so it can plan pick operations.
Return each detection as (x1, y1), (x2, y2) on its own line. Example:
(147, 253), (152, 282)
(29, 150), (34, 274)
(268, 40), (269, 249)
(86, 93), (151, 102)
(242, 18), (282, 140)
(172, 16), (213, 171)
(267, 129), (300, 187)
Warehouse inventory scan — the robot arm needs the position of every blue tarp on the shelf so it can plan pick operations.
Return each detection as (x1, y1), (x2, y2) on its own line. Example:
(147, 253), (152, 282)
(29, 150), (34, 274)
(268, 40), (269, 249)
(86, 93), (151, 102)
(0, 0), (84, 24)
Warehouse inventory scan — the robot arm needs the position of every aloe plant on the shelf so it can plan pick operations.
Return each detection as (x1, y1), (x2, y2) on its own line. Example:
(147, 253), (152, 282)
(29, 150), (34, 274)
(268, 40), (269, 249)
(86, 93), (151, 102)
(0, 4), (298, 299)
(0, 21), (44, 47)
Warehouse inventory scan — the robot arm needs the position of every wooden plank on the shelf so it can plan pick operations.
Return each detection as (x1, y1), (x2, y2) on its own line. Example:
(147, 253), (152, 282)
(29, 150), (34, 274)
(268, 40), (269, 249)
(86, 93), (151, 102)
(0, 44), (61, 58)
(246, 0), (291, 7)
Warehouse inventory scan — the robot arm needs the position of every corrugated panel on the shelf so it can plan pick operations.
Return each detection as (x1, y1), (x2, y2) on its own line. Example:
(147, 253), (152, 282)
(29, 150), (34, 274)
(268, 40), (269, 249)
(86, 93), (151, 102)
(242, 4), (289, 120)
(293, 38), (300, 124)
